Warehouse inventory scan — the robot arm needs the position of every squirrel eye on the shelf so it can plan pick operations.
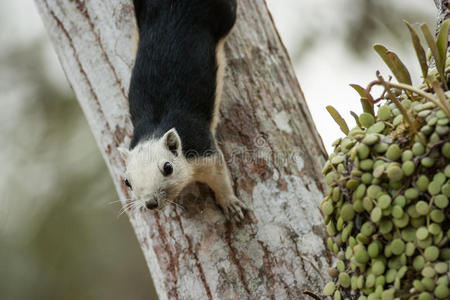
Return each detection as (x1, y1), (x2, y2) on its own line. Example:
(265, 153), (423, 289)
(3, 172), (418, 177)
(163, 162), (173, 176)
(124, 179), (132, 189)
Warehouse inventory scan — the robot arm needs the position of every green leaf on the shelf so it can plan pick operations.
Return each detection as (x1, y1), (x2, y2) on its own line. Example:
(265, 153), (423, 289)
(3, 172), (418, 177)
(350, 111), (362, 127)
(386, 51), (413, 85)
(349, 84), (366, 98)
(374, 44), (412, 85)
(350, 84), (375, 116)
(404, 20), (428, 80)
(421, 23), (446, 88)
(326, 105), (349, 135)
(421, 23), (441, 67)
(437, 19), (450, 64)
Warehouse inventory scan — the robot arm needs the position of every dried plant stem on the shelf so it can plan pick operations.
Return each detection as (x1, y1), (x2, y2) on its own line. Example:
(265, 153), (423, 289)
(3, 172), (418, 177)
(380, 80), (414, 129)
(303, 290), (324, 300)
(365, 73), (450, 119)
(365, 73), (414, 128)
(431, 80), (450, 115)
(386, 82), (450, 118)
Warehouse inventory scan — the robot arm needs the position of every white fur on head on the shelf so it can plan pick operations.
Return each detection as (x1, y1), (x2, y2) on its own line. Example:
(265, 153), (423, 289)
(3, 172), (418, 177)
(121, 128), (193, 209)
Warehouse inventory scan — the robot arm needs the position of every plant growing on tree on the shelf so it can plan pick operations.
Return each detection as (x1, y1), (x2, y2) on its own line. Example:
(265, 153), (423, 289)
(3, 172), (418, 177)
(322, 20), (450, 300)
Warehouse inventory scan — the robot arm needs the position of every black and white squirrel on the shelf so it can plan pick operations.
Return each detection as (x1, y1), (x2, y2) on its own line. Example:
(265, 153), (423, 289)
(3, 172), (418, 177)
(118, 0), (247, 221)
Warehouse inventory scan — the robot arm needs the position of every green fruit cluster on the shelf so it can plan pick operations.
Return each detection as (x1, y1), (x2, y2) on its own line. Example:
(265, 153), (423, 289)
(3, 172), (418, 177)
(321, 100), (450, 299)
(320, 19), (450, 299)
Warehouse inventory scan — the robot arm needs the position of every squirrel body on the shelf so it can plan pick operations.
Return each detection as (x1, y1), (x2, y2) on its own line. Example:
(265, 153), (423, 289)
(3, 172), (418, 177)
(119, 0), (246, 221)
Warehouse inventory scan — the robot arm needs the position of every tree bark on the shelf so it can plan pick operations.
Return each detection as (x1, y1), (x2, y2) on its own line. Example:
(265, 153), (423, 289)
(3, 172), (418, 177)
(34, 0), (330, 299)
(435, 0), (450, 33)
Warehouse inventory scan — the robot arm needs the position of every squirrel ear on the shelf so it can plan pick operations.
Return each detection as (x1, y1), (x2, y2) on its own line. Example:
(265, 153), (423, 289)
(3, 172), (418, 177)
(117, 147), (130, 160)
(163, 128), (182, 154)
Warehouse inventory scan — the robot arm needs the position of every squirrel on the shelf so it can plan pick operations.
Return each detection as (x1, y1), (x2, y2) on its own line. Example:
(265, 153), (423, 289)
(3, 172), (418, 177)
(118, 0), (247, 221)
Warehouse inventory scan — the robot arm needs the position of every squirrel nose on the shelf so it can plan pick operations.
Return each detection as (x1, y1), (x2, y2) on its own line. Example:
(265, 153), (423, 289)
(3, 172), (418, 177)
(145, 199), (158, 210)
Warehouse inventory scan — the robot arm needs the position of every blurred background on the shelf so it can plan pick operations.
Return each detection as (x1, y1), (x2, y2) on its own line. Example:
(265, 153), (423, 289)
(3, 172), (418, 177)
(0, 0), (435, 299)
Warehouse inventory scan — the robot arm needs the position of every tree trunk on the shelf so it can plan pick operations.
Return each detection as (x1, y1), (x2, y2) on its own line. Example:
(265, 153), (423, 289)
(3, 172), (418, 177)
(435, 0), (450, 33)
(34, 0), (330, 299)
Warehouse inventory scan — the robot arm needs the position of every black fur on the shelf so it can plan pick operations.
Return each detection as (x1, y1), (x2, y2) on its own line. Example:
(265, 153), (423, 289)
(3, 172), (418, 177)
(129, 0), (237, 156)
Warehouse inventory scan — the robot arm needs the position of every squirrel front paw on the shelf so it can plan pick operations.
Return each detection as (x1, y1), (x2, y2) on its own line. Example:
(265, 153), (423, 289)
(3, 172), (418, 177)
(218, 196), (247, 222)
